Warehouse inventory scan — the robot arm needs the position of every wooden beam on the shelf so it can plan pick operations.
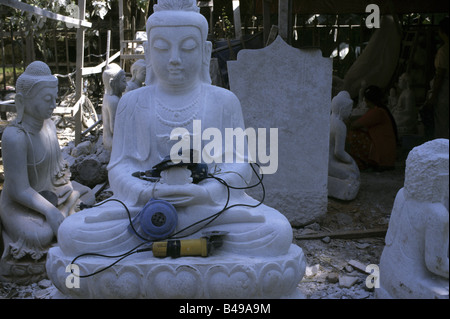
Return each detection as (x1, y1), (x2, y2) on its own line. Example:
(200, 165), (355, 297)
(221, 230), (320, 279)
(81, 51), (120, 76)
(1, 0), (92, 28)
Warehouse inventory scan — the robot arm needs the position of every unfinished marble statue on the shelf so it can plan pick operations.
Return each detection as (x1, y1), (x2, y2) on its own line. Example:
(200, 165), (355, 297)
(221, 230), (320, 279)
(228, 36), (333, 227)
(351, 79), (368, 117)
(387, 87), (398, 112)
(392, 72), (417, 136)
(377, 138), (449, 299)
(328, 91), (360, 200)
(101, 63), (127, 151)
(343, 15), (402, 98)
(125, 59), (146, 93)
(47, 0), (305, 298)
(0, 61), (95, 284)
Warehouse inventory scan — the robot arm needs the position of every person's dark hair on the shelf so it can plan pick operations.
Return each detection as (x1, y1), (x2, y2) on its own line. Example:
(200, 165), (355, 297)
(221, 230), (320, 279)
(364, 85), (384, 106)
(364, 85), (399, 143)
(439, 17), (449, 37)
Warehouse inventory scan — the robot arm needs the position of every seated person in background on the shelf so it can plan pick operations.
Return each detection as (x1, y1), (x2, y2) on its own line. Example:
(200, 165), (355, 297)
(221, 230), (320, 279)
(346, 85), (398, 171)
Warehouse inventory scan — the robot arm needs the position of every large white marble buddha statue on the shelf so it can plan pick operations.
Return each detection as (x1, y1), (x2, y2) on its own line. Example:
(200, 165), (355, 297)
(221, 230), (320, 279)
(57, 0), (292, 258)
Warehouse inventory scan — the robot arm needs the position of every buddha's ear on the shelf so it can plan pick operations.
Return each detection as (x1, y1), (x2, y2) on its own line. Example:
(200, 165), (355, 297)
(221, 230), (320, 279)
(202, 41), (213, 84)
(204, 41), (212, 64)
(15, 93), (25, 123)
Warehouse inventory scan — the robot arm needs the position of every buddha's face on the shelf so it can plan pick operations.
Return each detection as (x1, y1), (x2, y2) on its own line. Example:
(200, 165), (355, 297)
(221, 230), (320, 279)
(112, 71), (127, 94)
(24, 84), (58, 121)
(149, 26), (203, 87)
(135, 66), (146, 83)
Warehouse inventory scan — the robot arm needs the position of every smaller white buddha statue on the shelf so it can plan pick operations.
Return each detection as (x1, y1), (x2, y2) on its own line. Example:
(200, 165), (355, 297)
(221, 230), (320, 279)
(0, 61), (94, 283)
(351, 79), (369, 117)
(328, 91), (360, 200)
(377, 138), (449, 299)
(125, 59), (147, 93)
(387, 87), (398, 112)
(101, 63), (127, 151)
(392, 72), (417, 136)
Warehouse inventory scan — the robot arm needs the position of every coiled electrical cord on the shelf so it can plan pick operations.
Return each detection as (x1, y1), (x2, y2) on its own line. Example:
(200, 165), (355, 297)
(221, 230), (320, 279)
(70, 163), (265, 278)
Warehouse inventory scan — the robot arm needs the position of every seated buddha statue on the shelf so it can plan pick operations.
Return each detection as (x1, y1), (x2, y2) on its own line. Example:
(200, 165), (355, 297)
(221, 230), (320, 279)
(125, 59), (146, 93)
(328, 91), (360, 200)
(101, 63), (127, 151)
(57, 0), (293, 259)
(392, 72), (417, 136)
(0, 61), (94, 280)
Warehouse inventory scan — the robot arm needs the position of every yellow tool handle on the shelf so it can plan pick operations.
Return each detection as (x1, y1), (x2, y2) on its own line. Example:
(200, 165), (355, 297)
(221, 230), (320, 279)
(153, 238), (209, 258)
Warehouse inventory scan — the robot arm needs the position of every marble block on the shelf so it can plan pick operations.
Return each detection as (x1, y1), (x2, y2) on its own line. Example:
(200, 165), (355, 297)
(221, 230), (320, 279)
(228, 36), (333, 226)
(377, 139), (449, 299)
(46, 244), (306, 299)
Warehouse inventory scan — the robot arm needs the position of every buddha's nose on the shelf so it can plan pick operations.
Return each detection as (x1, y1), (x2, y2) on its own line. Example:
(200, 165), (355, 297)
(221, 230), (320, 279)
(169, 48), (182, 65)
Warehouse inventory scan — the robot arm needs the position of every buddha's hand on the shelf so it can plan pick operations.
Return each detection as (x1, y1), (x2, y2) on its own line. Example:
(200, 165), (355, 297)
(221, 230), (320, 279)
(46, 208), (65, 237)
(152, 182), (217, 207)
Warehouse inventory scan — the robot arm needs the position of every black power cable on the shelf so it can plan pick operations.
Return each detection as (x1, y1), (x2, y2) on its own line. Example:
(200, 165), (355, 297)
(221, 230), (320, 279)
(70, 163), (265, 278)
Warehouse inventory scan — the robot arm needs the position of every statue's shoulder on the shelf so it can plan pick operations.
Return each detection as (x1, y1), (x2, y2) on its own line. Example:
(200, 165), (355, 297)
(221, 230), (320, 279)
(205, 84), (241, 109)
(1, 123), (28, 149)
(116, 86), (151, 115)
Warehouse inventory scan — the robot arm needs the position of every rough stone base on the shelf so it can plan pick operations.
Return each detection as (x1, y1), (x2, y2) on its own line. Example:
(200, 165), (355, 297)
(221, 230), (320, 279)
(46, 244), (306, 299)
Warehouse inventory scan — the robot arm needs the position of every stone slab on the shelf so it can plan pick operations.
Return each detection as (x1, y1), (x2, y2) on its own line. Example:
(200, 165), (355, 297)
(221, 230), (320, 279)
(228, 36), (333, 226)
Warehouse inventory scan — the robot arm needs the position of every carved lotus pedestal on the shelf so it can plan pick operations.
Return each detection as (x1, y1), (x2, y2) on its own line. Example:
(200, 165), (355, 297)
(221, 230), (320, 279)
(0, 256), (47, 285)
(46, 244), (306, 299)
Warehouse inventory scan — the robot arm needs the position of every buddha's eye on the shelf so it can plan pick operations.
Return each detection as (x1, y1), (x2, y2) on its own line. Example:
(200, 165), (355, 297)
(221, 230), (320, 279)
(181, 38), (198, 51)
(153, 39), (170, 51)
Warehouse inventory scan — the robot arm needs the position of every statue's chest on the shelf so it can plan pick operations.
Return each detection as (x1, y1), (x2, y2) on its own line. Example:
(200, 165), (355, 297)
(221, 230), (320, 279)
(26, 130), (52, 166)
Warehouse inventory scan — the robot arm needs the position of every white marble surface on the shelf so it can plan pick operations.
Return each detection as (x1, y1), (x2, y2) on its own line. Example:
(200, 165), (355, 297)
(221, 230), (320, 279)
(228, 36), (333, 226)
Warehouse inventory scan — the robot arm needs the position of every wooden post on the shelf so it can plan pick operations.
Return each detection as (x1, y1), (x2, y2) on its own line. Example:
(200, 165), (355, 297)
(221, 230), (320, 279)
(105, 30), (111, 66)
(53, 26), (59, 74)
(263, 0), (271, 45)
(278, 0), (292, 44)
(74, 0), (86, 146)
(232, 0), (242, 40)
(0, 21), (7, 92)
(64, 27), (70, 74)
(119, 0), (125, 69)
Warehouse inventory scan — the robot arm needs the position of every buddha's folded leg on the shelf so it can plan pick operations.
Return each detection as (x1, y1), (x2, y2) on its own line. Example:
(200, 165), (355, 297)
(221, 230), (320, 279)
(177, 204), (293, 257)
(57, 202), (143, 256)
(1, 204), (54, 260)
